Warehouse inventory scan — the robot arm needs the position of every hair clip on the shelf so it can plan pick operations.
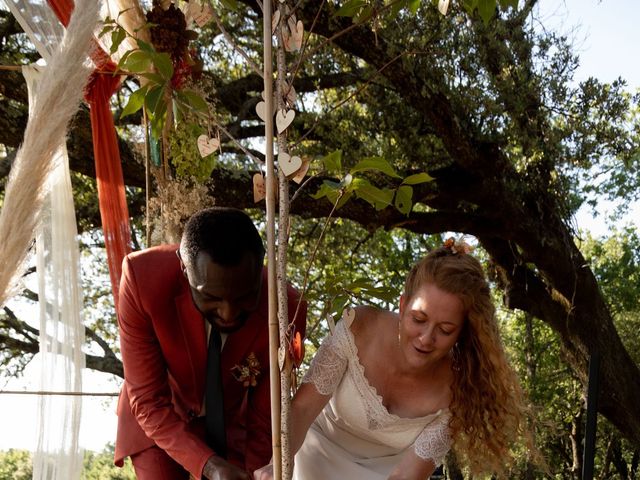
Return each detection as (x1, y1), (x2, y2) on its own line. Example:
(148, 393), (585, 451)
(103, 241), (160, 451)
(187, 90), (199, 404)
(443, 237), (474, 255)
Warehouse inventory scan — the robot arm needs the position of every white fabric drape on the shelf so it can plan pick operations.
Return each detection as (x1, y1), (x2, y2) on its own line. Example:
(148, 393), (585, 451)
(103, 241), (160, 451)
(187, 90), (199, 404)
(3, 1), (87, 477)
(24, 64), (86, 480)
(3, 0), (64, 59)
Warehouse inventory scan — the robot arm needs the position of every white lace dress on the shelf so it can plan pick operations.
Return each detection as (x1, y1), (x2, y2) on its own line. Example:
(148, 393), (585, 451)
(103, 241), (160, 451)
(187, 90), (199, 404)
(293, 315), (452, 480)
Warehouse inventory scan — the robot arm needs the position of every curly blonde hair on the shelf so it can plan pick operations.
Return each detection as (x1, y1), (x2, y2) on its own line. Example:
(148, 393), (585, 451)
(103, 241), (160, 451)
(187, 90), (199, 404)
(404, 246), (535, 476)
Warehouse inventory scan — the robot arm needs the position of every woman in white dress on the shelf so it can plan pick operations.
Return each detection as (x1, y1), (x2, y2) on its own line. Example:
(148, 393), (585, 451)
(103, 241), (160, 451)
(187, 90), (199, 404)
(255, 239), (534, 480)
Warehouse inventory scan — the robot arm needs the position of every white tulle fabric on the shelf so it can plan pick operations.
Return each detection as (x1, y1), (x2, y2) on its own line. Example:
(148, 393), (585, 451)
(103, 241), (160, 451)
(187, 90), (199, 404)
(22, 64), (86, 480)
(3, 0), (64, 60)
(298, 319), (452, 479)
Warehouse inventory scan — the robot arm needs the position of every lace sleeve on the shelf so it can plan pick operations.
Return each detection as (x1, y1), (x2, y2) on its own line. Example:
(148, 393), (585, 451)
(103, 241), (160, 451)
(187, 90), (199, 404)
(413, 412), (452, 467)
(301, 321), (349, 396)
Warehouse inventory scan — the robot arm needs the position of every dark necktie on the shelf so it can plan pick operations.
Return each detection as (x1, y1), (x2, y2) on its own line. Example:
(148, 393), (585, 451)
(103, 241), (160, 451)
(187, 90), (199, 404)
(205, 328), (227, 458)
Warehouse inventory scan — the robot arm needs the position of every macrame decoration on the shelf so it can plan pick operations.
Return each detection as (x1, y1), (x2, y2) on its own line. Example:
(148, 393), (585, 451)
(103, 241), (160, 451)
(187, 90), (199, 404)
(0, 1), (99, 479)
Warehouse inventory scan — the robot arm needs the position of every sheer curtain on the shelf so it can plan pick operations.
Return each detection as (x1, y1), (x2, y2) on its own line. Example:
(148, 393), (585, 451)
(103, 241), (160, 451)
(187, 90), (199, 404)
(28, 64), (85, 480)
(3, 0), (85, 477)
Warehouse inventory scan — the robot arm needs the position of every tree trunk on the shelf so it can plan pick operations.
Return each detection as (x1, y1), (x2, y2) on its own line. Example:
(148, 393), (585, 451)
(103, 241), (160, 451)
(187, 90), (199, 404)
(570, 409), (584, 479)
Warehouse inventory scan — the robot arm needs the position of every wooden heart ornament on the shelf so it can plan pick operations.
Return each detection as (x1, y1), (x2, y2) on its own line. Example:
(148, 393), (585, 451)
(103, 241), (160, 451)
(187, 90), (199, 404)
(276, 109), (295, 133)
(271, 10), (281, 34)
(256, 101), (269, 121)
(342, 308), (356, 327)
(253, 173), (266, 203)
(191, 2), (213, 27)
(291, 157), (310, 184)
(256, 90), (277, 121)
(197, 134), (219, 158)
(278, 152), (302, 176)
(290, 20), (304, 51)
(438, 0), (450, 15)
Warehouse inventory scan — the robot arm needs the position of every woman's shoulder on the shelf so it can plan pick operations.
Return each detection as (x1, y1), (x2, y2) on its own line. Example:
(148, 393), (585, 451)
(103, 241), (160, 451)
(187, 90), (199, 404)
(350, 305), (397, 343)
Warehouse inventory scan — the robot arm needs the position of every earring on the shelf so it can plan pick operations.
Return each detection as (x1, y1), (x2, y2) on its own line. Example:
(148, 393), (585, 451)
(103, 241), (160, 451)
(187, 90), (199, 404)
(397, 320), (401, 347)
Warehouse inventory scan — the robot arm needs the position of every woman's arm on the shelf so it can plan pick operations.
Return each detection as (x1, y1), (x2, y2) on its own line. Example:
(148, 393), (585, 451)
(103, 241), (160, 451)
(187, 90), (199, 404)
(290, 382), (332, 453)
(253, 382), (332, 480)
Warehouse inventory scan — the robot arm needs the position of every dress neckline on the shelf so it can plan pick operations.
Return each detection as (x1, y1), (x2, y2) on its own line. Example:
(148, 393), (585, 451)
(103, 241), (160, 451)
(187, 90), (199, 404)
(339, 320), (448, 423)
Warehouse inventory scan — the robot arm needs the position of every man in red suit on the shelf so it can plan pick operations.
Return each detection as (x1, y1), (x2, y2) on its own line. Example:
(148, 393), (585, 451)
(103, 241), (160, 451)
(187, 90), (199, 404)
(114, 208), (306, 479)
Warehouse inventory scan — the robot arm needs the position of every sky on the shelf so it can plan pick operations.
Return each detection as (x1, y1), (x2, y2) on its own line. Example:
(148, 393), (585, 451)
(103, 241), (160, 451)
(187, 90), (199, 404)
(1, 0), (639, 454)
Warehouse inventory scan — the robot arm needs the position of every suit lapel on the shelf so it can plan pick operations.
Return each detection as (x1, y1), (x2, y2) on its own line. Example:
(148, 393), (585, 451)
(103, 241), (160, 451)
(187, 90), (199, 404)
(175, 287), (207, 402)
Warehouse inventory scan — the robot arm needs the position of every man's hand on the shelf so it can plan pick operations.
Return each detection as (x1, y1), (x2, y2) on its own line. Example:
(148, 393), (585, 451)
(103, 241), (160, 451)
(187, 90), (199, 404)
(202, 455), (251, 480)
(253, 463), (273, 480)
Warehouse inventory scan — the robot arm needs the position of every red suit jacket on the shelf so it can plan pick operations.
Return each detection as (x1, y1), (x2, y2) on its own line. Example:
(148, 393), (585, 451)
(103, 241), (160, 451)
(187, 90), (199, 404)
(114, 244), (306, 477)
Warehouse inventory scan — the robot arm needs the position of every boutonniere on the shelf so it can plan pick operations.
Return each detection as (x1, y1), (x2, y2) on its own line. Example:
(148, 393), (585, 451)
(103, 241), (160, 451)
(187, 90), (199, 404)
(231, 352), (261, 388)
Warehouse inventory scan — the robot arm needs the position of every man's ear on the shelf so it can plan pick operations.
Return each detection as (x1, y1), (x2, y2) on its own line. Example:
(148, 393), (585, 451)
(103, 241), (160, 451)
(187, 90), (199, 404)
(175, 249), (188, 278)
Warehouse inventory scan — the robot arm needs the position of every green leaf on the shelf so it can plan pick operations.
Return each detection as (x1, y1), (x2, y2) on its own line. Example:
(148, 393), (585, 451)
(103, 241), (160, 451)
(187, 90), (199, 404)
(354, 5), (374, 22)
(498, 0), (518, 9)
(335, 0), (368, 17)
(110, 27), (126, 55)
(353, 179), (394, 210)
(120, 50), (152, 73)
(152, 52), (174, 81)
(401, 172), (433, 185)
(407, 0), (421, 14)
(139, 72), (165, 85)
(120, 85), (149, 118)
(149, 100), (167, 138)
(145, 84), (166, 114)
(137, 39), (155, 53)
(311, 180), (341, 200)
(477, 0), (496, 23)
(98, 24), (114, 39)
(322, 150), (343, 173)
(176, 90), (209, 113)
(220, 0), (239, 10)
(461, 0), (478, 15)
(394, 185), (413, 215)
(350, 156), (401, 178)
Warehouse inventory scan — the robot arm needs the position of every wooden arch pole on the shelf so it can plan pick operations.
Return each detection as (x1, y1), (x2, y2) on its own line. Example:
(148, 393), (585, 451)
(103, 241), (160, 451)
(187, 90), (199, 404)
(263, 1), (282, 479)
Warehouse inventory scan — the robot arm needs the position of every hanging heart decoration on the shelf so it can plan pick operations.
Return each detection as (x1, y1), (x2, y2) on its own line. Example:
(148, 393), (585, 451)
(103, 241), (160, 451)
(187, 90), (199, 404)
(192, 2), (213, 28)
(275, 109), (295, 133)
(272, 10), (281, 34)
(197, 134), (220, 158)
(253, 173), (266, 203)
(342, 308), (356, 327)
(438, 0), (450, 15)
(256, 101), (269, 121)
(290, 20), (304, 51)
(291, 157), (310, 184)
(278, 152), (303, 176)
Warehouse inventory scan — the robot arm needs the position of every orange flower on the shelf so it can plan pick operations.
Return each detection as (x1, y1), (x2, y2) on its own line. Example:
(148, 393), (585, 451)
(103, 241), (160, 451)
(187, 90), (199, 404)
(231, 352), (261, 388)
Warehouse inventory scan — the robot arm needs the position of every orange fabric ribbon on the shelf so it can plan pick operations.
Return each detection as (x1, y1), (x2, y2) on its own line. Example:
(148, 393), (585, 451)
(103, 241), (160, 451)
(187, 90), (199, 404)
(48, 0), (132, 308)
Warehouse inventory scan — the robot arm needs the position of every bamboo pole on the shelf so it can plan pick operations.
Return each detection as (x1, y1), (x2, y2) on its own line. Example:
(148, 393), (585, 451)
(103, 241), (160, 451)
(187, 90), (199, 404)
(263, 1), (282, 480)
(275, 6), (293, 477)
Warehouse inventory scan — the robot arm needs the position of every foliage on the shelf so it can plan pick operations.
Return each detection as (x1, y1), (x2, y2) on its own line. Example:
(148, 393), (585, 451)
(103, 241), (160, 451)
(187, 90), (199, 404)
(168, 119), (214, 181)
(0, 449), (31, 480)
(100, 16), (208, 138)
(311, 149), (434, 214)
(2, 0), (640, 477)
(82, 444), (136, 480)
(0, 445), (136, 480)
